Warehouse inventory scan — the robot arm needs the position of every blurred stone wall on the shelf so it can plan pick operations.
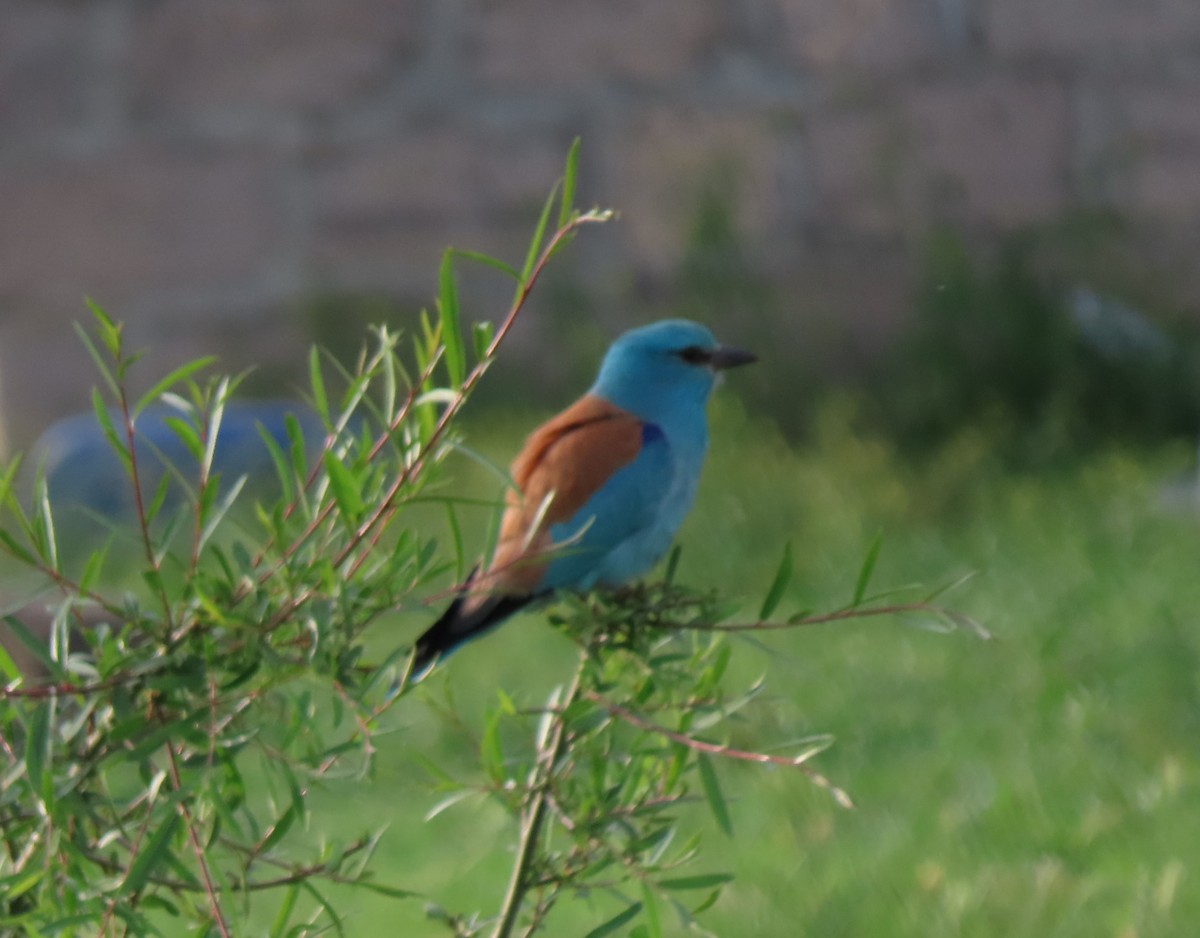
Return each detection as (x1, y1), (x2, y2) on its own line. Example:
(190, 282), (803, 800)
(2, 0), (1200, 446)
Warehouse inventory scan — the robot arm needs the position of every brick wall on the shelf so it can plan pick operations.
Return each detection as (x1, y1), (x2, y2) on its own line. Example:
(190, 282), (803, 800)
(2, 0), (1199, 446)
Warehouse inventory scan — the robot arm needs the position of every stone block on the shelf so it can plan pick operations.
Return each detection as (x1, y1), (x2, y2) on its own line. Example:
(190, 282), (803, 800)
(605, 108), (786, 274)
(474, 0), (724, 89)
(898, 75), (1070, 226)
(986, 0), (1200, 60)
(0, 0), (95, 138)
(777, 0), (949, 72)
(0, 144), (286, 309)
(807, 109), (904, 235)
(310, 130), (569, 295)
(131, 0), (419, 116)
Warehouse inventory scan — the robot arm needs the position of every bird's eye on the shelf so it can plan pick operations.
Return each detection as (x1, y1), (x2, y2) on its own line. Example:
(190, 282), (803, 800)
(676, 345), (711, 365)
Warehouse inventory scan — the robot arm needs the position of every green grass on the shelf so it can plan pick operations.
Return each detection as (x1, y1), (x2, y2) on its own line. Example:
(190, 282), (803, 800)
(247, 399), (1200, 937)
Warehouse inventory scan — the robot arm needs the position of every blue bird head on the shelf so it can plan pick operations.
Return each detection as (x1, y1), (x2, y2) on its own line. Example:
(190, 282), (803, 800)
(591, 319), (756, 427)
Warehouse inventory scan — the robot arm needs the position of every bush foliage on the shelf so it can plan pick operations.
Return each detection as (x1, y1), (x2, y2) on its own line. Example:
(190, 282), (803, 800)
(0, 146), (971, 937)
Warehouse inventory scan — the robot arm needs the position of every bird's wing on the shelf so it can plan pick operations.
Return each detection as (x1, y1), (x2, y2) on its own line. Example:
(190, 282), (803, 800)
(412, 394), (663, 672)
(483, 393), (673, 594)
(412, 395), (680, 672)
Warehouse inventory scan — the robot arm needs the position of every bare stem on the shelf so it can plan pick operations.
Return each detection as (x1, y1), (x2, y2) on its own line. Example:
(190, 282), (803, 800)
(490, 650), (588, 938)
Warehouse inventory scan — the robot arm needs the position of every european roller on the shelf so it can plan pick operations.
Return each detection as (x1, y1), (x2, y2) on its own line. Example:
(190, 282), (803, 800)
(412, 319), (756, 672)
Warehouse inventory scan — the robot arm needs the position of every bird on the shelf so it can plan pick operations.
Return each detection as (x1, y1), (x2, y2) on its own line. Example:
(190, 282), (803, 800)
(411, 319), (756, 673)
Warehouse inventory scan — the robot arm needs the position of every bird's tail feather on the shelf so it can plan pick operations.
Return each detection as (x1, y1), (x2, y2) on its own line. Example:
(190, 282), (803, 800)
(411, 592), (535, 676)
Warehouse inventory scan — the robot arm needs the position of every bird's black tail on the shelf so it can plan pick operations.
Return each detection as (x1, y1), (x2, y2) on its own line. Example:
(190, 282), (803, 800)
(411, 592), (535, 676)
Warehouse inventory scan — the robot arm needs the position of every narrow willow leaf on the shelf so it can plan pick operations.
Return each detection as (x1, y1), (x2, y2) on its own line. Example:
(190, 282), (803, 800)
(74, 321), (122, 400)
(143, 473), (173, 528)
(658, 873), (734, 891)
(349, 882), (420, 900)
(558, 136), (581, 227)
(582, 903), (643, 938)
(758, 541), (793, 620)
(452, 248), (520, 282)
(323, 452), (364, 524)
(852, 530), (884, 607)
(24, 698), (53, 806)
(697, 754), (733, 837)
(268, 883), (301, 938)
(518, 179), (561, 288)
(197, 475), (248, 552)
(640, 881), (663, 938)
(91, 390), (132, 474)
(163, 416), (204, 462)
(298, 881), (345, 938)
(2, 615), (63, 678)
(438, 250), (464, 387)
(480, 708), (504, 785)
(309, 346), (329, 424)
(0, 641), (19, 682)
(122, 810), (182, 894)
(424, 789), (477, 822)
(472, 320), (494, 363)
(203, 376), (231, 478)
(257, 426), (295, 504)
(663, 544), (682, 585)
(257, 803), (297, 856)
(134, 357), (218, 418)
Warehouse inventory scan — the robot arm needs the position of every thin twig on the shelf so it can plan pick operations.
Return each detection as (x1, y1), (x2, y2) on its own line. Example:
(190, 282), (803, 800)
(490, 650), (589, 938)
(163, 735), (231, 938)
(588, 690), (855, 810)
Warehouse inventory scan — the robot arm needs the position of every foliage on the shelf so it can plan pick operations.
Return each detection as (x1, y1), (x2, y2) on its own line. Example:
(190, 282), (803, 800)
(0, 145), (970, 937)
(874, 228), (1200, 463)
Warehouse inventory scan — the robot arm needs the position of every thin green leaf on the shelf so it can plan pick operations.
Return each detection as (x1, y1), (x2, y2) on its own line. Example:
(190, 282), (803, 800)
(257, 803), (297, 857)
(134, 357), (218, 418)
(323, 452), (364, 524)
(349, 881), (421, 900)
(518, 179), (561, 288)
(2, 615), (64, 678)
(758, 541), (793, 621)
(309, 346), (329, 424)
(852, 530), (884, 607)
(258, 425), (295, 503)
(640, 881), (663, 938)
(697, 754), (733, 837)
(438, 250), (464, 387)
(298, 881), (344, 938)
(472, 320), (495, 363)
(663, 544), (682, 585)
(658, 873), (734, 891)
(452, 248), (520, 282)
(269, 883), (301, 938)
(284, 414), (309, 481)
(143, 472), (173, 528)
(0, 529), (37, 566)
(558, 136), (581, 227)
(582, 903), (643, 938)
(122, 809), (182, 894)
(197, 476), (248, 553)
(0, 641), (18, 682)
(24, 697), (53, 806)
(73, 321), (122, 400)
(163, 416), (204, 462)
(480, 708), (504, 785)
(91, 390), (132, 475)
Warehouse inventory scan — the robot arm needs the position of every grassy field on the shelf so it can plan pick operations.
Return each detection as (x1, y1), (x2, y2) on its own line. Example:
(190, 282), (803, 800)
(244, 397), (1200, 937)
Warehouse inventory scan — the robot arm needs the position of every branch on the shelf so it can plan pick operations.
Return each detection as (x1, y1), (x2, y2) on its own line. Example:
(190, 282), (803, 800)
(490, 650), (589, 938)
(587, 690), (855, 810)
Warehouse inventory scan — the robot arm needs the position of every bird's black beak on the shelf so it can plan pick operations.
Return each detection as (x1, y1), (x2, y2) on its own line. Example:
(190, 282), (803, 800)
(709, 345), (758, 370)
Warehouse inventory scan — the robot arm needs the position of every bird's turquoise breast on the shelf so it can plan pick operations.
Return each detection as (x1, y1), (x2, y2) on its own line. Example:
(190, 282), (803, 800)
(542, 419), (706, 591)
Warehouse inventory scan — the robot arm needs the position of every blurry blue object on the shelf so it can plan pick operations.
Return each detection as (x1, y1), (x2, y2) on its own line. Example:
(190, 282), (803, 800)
(34, 401), (326, 520)
(1069, 287), (1171, 363)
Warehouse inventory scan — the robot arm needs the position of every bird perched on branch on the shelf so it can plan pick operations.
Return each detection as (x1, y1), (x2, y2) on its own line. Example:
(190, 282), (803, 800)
(412, 319), (756, 673)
